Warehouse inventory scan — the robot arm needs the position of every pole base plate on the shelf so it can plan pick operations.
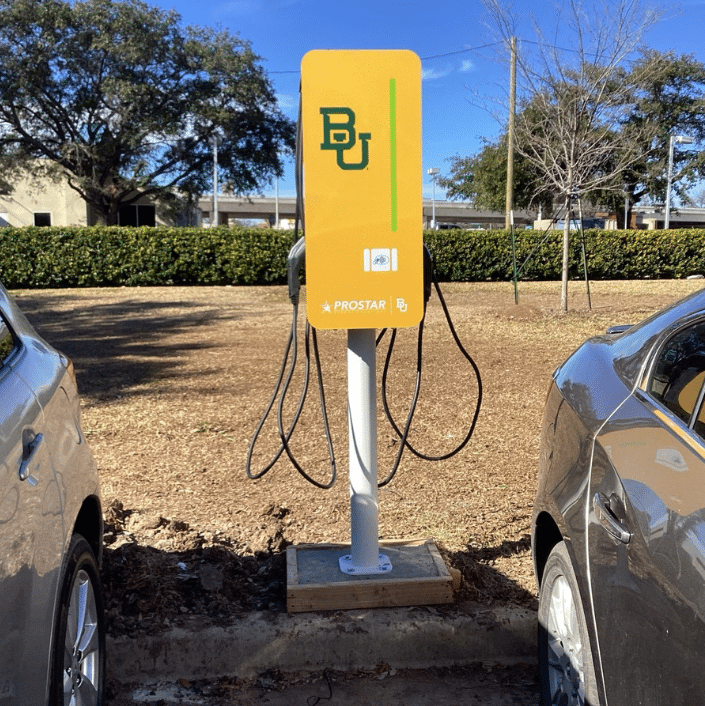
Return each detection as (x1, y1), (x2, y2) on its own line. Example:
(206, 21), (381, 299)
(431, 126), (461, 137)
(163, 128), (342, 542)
(339, 553), (392, 575)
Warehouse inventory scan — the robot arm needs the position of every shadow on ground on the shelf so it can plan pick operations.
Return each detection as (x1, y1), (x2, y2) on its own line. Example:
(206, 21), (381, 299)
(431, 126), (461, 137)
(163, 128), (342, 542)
(447, 536), (537, 609)
(15, 292), (226, 399)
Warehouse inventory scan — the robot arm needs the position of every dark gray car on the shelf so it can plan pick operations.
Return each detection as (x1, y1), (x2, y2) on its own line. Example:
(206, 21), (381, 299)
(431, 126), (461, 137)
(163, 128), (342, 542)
(0, 283), (104, 705)
(533, 287), (705, 705)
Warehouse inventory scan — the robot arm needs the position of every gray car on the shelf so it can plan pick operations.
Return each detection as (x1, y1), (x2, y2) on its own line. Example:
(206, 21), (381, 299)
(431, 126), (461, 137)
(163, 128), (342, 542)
(533, 287), (705, 705)
(0, 283), (104, 705)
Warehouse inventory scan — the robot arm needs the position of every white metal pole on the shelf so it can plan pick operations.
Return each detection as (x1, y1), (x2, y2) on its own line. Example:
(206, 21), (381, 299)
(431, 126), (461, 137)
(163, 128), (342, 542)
(665, 134), (695, 229)
(432, 177), (436, 229)
(665, 135), (675, 230)
(427, 167), (439, 230)
(275, 174), (280, 229)
(339, 328), (391, 575)
(212, 139), (219, 227)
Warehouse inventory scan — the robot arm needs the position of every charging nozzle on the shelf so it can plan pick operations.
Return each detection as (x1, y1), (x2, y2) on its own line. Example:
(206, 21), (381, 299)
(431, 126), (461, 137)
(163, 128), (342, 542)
(287, 238), (306, 304)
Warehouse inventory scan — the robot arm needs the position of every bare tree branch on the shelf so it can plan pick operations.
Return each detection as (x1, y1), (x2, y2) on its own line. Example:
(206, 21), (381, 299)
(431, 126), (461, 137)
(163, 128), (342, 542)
(483, 0), (664, 310)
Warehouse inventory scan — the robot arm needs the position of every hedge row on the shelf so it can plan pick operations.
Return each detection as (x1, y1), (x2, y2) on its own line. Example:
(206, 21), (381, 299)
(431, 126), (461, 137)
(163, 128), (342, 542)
(0, 226), (293, 288)
(424, 228), (705, 281)
(1, 225), (705, 288)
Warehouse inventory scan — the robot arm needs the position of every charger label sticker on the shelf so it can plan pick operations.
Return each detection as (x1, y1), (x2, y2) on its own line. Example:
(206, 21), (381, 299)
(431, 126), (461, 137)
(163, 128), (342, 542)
(301, 50), (422, 330)
(364, 249), (398, 272)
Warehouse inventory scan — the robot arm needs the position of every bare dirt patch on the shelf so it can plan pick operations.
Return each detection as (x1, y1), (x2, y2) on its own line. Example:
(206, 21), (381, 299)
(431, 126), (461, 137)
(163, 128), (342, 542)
(12, 279), (704, 637)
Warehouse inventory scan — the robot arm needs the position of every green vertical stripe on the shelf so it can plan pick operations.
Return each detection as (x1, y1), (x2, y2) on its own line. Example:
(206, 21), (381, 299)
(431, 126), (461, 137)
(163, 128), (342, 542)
(389, 78), (398, 232)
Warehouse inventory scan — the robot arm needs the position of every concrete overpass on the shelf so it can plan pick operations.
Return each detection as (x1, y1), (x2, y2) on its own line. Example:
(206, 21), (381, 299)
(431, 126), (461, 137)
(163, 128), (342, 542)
(197, 195), (536, 229)
(632, 204), (705, 230)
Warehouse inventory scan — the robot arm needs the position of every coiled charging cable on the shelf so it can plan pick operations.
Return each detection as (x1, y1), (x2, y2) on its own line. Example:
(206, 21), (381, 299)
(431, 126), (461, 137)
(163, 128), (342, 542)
(377, 262), (483, 487)
(245, 238), (337, 489)
(246, 241), (482, 490)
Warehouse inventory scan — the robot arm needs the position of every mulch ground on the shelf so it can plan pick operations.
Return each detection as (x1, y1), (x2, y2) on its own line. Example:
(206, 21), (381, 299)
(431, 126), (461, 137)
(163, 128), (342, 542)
(12, 278), (703, 636)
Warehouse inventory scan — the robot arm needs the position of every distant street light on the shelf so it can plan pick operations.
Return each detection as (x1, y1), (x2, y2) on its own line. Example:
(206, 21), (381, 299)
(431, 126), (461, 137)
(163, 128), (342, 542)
(427, 167), (440, 229)
(209, 134), (223, 227)
(275, 172), (280, 229)
(665, 134), (695, 229)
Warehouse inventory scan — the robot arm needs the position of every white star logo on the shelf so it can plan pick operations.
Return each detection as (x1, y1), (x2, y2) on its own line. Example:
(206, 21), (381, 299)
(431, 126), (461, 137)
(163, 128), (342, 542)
(322, 301), (331, 313)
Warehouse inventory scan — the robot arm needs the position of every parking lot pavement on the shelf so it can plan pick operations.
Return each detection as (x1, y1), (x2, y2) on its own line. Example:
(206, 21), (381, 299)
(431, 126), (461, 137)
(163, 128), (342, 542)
(108, 663), (540, 705)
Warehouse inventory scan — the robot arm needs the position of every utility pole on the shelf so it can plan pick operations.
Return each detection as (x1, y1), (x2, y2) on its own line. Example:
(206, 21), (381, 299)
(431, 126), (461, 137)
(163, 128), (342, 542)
(505, 37), (517, 230)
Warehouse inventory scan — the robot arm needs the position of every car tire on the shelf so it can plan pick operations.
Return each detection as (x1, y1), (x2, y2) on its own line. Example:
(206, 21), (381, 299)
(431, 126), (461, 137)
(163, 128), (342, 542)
(538, 541), (598, 706)
(51, 534), (106, 706)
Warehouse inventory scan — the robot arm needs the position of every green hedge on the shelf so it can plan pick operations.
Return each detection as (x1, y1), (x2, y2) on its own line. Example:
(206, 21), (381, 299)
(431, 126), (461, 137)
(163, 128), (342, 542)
(424, 228), (705, 281)
(1, 225), (705, 288)
(0, 226), (293, 288)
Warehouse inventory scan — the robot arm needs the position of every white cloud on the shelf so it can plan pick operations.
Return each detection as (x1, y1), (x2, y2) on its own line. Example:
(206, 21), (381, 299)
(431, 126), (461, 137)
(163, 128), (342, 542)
(422, 66), (452, 80)
(460, 60), (474, 73)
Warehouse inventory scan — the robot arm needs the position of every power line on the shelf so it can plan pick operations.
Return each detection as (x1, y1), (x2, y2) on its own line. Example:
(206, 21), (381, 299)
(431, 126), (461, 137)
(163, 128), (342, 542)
(421, 41), (504, 60)
(269, 41), (505, 74)
(268, 36), (634, 75)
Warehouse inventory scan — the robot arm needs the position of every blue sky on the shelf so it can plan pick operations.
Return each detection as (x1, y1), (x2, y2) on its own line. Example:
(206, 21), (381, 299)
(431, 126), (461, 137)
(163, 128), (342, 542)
(153, 0), (705, 199)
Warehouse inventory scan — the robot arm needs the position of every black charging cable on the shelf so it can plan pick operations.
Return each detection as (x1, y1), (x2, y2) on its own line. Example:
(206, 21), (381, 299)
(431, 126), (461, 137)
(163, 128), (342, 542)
(246, 241), (482, 489)
(379, 267), (482, 473)
(276, 303), (337, 489)
(375, 251), (482, 486)
(245, 238), (337, 489)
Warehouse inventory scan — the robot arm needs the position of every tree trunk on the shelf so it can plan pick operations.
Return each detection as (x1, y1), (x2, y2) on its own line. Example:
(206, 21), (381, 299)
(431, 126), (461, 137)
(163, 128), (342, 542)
(93, 203), (120, 226)
(560, 193), (571, 312)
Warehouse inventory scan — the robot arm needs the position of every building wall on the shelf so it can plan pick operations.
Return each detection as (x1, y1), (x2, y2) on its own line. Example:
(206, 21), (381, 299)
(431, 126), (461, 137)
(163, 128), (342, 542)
(0, 168), (181, 227)
(0, 171), (88, 227)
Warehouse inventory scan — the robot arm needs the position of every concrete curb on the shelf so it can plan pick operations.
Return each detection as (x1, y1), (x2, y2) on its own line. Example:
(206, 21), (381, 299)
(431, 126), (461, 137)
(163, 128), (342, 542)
(107, 603), (537, 683)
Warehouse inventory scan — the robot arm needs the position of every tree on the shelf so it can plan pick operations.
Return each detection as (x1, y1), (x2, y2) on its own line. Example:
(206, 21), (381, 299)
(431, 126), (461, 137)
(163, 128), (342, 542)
(0, 0), (295, 224)
(438, 138), (552, 213)
(449, 48), (705, 228)
(485, 0), (662, 310)
(613, 50), (705, 220)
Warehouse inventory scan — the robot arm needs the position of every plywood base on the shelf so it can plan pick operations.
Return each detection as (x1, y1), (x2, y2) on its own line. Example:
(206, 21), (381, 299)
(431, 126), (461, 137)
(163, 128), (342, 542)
(286, 539), (454, 613)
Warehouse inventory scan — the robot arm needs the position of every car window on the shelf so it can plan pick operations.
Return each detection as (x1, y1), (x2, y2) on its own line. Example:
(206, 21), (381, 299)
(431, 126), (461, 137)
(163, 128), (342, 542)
(649, 322), (705, 428)
(0, 314), (18, 367)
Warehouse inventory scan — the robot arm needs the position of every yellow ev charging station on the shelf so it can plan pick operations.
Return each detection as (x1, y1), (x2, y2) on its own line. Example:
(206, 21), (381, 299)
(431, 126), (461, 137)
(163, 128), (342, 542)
(302, 50), (423, 576)
(247, 49), (481, 610)
(301, 49), (423, 332)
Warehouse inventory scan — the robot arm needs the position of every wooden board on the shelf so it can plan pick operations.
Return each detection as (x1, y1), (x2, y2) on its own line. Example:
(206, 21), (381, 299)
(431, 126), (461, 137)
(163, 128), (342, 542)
(286, 539), (454, 613)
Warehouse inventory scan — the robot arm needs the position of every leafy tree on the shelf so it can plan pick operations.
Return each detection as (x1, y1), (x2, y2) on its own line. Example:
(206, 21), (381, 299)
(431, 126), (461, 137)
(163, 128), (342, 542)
(0, 0), (295, 224)
(450, 48), (705, 229)
(438, 138), (552, 213)
(610, 50), (705, 221)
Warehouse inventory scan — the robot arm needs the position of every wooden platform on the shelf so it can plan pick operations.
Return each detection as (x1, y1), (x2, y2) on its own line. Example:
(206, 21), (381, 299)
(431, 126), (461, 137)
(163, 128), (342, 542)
(286, 538), (455, 613)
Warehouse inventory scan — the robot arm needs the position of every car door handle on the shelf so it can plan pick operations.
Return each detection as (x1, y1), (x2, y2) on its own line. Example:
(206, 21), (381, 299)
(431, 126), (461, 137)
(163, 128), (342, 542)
(19, 433), (43, 485)
(594, 492), (631, 544)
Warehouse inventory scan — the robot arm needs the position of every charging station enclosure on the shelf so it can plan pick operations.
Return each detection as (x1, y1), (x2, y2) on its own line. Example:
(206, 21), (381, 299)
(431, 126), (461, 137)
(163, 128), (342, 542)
(301, 50), (423, 330)
(279, 49), (458, 608)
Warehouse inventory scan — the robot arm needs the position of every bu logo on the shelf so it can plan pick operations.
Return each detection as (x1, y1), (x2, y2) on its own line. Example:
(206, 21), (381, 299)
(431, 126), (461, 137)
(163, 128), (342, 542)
(320, 107), (371, 170)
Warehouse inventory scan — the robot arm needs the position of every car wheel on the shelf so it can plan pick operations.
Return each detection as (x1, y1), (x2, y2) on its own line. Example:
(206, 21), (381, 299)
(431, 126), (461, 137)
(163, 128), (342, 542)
(51, 534), (106, 706)
(538, 541), (598, 706)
